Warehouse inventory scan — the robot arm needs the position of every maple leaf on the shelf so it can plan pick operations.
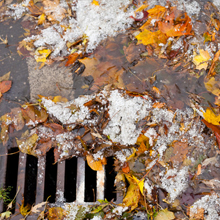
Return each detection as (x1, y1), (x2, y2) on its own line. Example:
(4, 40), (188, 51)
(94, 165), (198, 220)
(140, 5), (167, 30)
(203, 108), (220, 126)
(136, 29), (167, 46)
(158, 8), (193, 37)
(193, 49), (210, 70)
(31, 201), (47, 213)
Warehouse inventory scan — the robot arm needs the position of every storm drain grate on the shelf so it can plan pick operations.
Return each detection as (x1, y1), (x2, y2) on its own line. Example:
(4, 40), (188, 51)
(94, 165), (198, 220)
(0, 148), (123, 219)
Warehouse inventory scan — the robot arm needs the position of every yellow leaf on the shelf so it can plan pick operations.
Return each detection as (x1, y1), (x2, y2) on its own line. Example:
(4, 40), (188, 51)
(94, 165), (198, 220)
(136, 134), (149, 146)
(203, 108), (220, 125)
(38, 13), (45, 25)
(86, 155), (103, 171)
(123, 174), (141, 211)
(47, 207), (65, 220)
(0, 71), (10, 82)
(127, 147), (136, 160)
(193, 49), (210, 70)
(19, 202), (31, 217)
(16, 133), (38, 156)
(35, 49), (51, 63)
(204, 77), (220, 96)
(135, 4), (148, 12)
(132, 176), (144, 195)
(155, 209), (175, 220)
(52, 96), (68, 103)
(136, 29), (167, 46)
(92, 0), (99, 6)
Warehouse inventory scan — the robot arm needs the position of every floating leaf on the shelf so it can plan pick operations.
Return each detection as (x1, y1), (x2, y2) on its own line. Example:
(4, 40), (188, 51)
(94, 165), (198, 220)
(193, 49), (210, 70)
(136, 29), (167, 46)
(0, 72), (10, 82)
(158, 9), (192, 37)
(0, 81), (12, 94)
(155, 209), (175, 220)
(65, 53), (79, 66)
(86, 155), (103, 171)
(204, 76), (220, 96)
(203, 108), (220, 126)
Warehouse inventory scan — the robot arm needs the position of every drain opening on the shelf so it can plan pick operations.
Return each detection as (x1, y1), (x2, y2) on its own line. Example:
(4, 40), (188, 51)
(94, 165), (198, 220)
(64, 157), (77, 202)
(105, 157), (117, 201)
(24, 155), (38, 206)
(44, 149), (57, 203)
(85, 161), (96, 202)
(4, 148), (19, 213)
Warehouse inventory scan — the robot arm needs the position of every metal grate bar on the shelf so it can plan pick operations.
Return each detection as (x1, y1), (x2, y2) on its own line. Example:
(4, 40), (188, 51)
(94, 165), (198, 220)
(96, 166), (105, 201)
(76, 157), (85, 203)
(116, 191), (123, 204)
(35, 156), (46, 204)
(0, 145), (7, 213)
(56, 161), (65, 202)
(15, 153), (27, 211)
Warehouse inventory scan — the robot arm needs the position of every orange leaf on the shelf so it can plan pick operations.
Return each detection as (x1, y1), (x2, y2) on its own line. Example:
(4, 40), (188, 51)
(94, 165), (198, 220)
(86, 155), (103, 171)
(122, 162), (130, 173)
(65, 53), (79, 66)
(0, 81), (12, 94)
(158, 9), (192, 37)
(136, 141), (148, 156)
(152, 102), (165, 108)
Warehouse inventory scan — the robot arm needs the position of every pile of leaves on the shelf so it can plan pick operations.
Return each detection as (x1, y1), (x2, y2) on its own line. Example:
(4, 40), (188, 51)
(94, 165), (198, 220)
(2, 0), (220, 219)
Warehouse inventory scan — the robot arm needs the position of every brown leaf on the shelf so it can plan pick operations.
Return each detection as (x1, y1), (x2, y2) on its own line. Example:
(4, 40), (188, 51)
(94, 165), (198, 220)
(170, 141), (188, 164)
(136, 141), (148, 156)
(207, 50), (220, 78)
(44, 123), (64, 135)
(36, 138), (52, 156)
(0, 81), (12, 94)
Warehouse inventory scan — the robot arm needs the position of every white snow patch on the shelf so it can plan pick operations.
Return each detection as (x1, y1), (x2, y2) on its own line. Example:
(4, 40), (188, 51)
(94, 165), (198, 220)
(161, 167), (189, 201)
(190, 194), (220, 220)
